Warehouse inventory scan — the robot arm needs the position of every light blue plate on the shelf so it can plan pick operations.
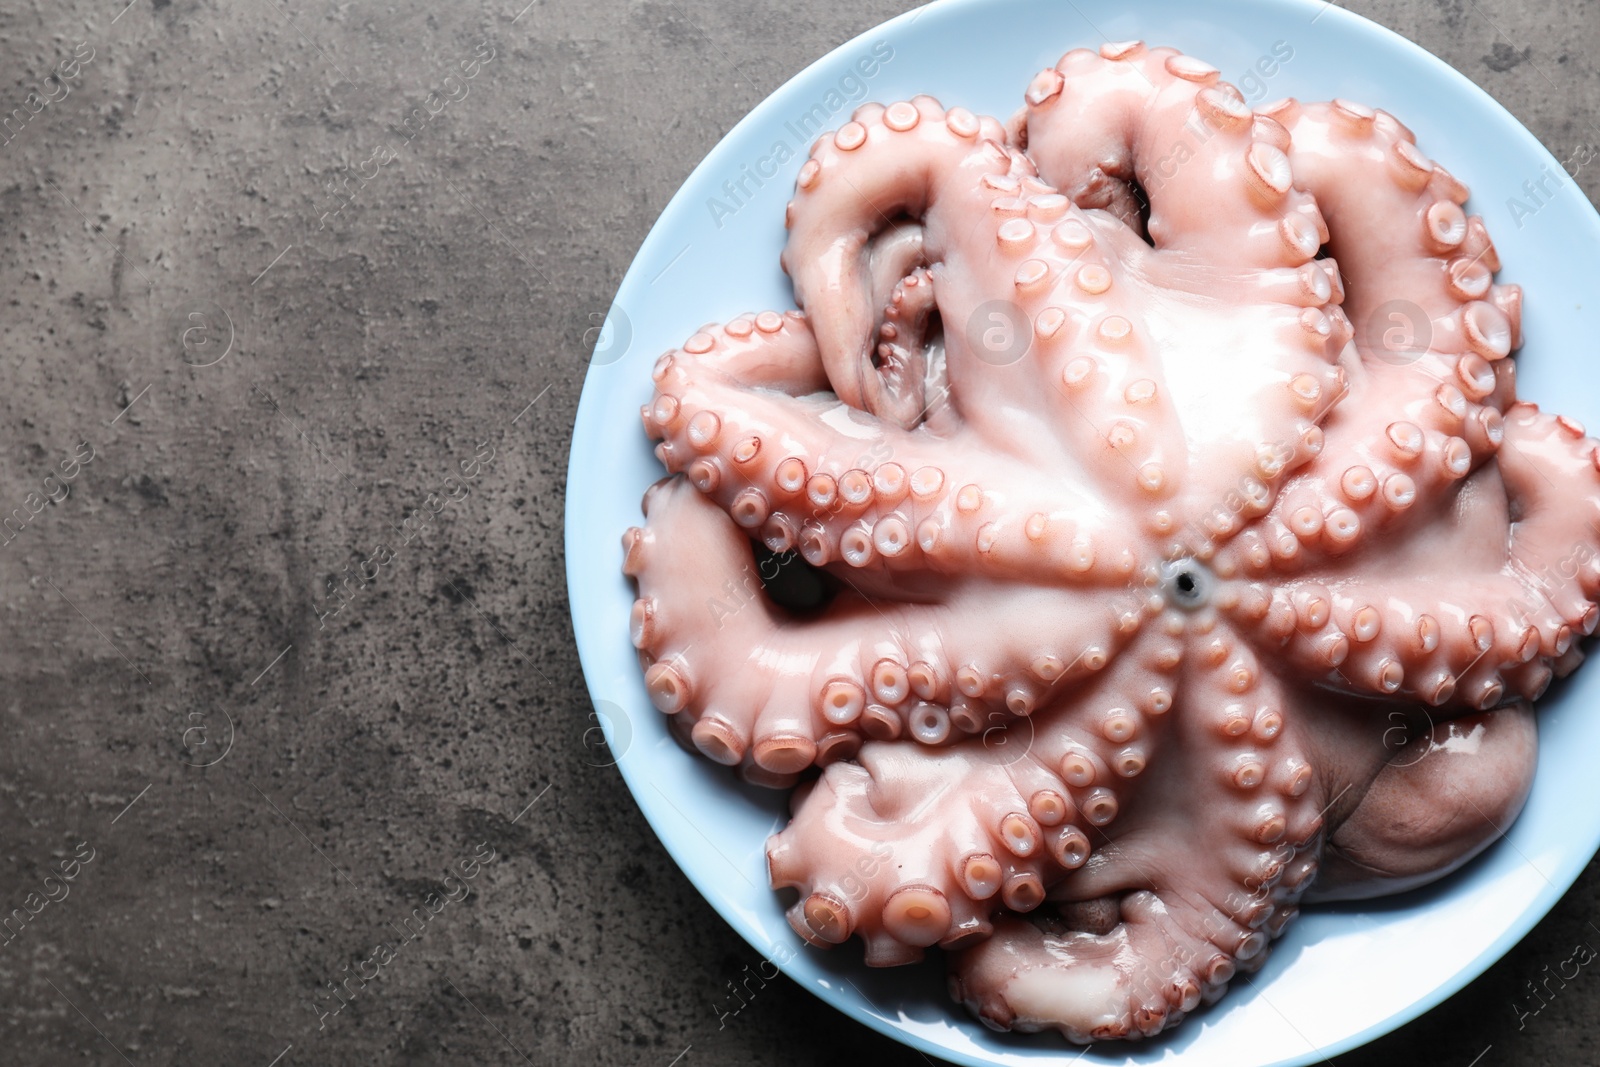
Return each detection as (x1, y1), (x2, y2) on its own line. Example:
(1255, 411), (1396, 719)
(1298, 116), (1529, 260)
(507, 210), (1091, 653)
(565, 0), (1600, 1062)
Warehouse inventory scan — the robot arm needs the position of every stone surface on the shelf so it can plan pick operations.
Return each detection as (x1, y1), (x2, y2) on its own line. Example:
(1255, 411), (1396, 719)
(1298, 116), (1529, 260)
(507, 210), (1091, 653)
(0, 0), (1595, 1063)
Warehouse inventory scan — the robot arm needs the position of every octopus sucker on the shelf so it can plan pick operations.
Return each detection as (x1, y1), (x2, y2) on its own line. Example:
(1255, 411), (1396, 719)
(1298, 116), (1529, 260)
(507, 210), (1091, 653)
(619, 42), (1600, 1044)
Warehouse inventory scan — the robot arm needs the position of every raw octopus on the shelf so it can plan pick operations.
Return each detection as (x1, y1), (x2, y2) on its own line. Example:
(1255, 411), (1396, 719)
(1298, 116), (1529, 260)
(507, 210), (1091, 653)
(620, 41), (1600, 1041)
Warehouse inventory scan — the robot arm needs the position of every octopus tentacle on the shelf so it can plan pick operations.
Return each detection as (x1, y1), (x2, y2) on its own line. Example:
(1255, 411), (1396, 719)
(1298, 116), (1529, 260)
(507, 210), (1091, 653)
(964, 205), (1214, 506)
(951, 899), (1227, 1041)
(1498, 404), (1600, 689)
(1216, 100), (1524, 572)
(947, 638), (1323, 1042)
(766, 636), (1181, 966)
(781, 91), (1184, 471)
(1212, 368), (1511, 578)
(996, 43), (1367, 531)
(1267, 98), (1519, 364)
(780, 93), (1017, 417)
(768, 749), (1066, 966)
(1225, 405), (1600, 706)
(648, 311), (1140, 582)
(626, 477), (1140, 777)
(1017, 42), (1328, 272)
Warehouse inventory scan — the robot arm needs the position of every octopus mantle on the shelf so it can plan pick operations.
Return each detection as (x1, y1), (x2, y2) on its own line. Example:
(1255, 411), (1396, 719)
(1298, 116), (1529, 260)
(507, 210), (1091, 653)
(620, 42), (1600, 1042)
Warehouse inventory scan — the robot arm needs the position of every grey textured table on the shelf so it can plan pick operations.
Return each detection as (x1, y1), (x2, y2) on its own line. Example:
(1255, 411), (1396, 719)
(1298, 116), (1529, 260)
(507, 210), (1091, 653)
(1, 0), (1597, 1063)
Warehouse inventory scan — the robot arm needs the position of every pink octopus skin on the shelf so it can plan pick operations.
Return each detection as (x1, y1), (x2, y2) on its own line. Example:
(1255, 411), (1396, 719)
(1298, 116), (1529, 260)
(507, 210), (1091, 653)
(620, 41), (1600, 1042)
